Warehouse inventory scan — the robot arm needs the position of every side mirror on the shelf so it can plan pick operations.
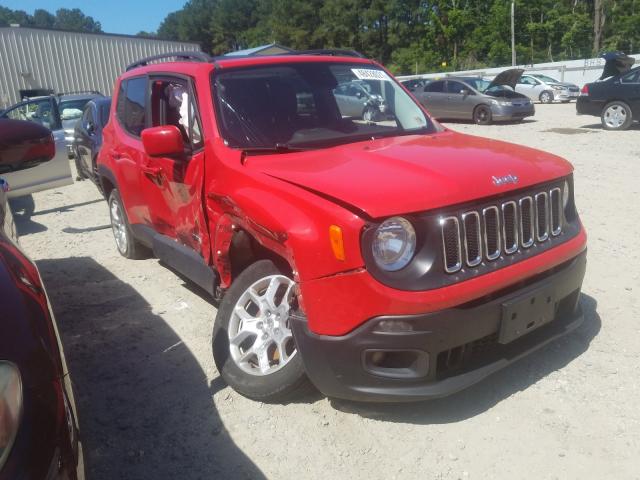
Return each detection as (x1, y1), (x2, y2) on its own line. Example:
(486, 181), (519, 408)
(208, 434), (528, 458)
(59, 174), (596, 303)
(460, 88), (470, 97)
(141, 125), (184, 157)
(355, 91), (363, 99)
(0, 119), (55, 173)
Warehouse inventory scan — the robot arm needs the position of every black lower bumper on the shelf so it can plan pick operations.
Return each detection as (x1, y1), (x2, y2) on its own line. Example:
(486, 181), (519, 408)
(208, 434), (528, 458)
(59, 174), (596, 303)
(292, 251), (587, 402)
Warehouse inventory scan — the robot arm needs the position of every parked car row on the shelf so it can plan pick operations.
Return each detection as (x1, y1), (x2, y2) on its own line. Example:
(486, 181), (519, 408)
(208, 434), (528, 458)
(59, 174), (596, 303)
(401, 52), (637, 130)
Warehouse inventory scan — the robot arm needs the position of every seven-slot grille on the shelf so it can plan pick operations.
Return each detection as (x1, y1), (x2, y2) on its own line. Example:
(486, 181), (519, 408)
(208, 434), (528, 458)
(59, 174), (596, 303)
(441, 185), (564, 273)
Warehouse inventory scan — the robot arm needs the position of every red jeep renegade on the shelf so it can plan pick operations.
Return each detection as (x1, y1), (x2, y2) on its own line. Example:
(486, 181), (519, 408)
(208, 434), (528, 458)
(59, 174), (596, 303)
(97, 50), (587, 402)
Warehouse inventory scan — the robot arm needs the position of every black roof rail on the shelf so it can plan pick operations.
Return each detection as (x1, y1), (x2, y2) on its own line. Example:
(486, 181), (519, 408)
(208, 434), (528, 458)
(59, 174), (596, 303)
(290, 49), (366, 58)
(126, 51), (212, 71)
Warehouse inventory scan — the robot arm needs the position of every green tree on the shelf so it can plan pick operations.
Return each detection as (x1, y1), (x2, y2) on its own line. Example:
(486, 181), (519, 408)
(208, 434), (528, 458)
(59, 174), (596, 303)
(54, 8), (102, 33)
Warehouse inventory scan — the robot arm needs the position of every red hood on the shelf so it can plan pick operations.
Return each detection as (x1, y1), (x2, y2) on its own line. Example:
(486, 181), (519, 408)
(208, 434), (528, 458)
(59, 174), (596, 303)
(245, 130), (573, 218)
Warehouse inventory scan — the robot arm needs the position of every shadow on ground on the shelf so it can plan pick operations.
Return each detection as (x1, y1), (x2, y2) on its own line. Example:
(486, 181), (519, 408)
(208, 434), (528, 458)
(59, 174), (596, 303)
(37, 256), (265, 480)
(330, 294), (600, 424)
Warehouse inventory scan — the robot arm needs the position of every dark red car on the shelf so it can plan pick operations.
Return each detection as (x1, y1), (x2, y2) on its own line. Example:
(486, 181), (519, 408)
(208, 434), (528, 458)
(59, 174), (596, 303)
(97, 51), (587, 402)
(0, 119), (83, 479)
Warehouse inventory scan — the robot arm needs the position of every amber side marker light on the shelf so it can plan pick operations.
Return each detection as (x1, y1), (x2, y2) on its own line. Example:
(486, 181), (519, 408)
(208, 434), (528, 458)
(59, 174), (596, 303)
(329, 225), (345, 261)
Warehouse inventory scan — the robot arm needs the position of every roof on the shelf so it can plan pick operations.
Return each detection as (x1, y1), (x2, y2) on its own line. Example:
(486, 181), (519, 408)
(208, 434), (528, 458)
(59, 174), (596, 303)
(224, 43), (293, 57)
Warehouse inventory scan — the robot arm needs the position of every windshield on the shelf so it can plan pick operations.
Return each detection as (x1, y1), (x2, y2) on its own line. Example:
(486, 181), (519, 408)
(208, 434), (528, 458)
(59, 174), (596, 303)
(531, 74), (560, 83)
(213, 62), (434, 149)
(461, 78), (490, 92)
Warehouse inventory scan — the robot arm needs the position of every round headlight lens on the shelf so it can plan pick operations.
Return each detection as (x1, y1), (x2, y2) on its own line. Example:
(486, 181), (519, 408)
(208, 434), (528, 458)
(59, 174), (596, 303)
(0, 362), (22, 470)
(372, 217), (416, 271)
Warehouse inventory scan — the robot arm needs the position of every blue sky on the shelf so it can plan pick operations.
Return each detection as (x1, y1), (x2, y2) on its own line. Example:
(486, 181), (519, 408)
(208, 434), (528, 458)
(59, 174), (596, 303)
(0, 0), (183, 35)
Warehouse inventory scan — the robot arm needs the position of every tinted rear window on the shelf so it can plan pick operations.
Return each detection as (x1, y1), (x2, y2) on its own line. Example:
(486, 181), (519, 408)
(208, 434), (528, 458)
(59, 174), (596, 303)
(424, 81), (444, 93)
(121, 77), (147, 136)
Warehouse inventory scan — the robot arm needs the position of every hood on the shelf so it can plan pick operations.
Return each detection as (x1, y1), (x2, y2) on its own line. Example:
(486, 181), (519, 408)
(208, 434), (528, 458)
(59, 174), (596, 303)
(600, 52), (635, 79)
(245, 131), (573, 218)
(487, 68), (525, 90)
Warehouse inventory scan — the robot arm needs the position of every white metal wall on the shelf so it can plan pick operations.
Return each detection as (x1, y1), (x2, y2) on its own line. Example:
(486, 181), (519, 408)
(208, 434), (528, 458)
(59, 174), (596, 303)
(397, 53), (640, 87)
(0, 26), (200, 108)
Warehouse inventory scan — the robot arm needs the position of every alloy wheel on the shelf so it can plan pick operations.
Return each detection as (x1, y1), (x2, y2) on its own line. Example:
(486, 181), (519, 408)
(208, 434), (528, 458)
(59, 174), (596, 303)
(110, 199), (128, 254)
(227, 275), (297, 376)
(603, 105), (627, 129)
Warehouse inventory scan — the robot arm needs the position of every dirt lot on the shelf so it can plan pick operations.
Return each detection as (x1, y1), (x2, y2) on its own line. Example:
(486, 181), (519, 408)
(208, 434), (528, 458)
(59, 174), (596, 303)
(16, 103), (639, 480)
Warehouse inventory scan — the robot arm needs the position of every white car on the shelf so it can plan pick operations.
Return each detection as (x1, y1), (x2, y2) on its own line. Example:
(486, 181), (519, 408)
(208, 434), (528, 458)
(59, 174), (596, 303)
(515, 74), (580, 104)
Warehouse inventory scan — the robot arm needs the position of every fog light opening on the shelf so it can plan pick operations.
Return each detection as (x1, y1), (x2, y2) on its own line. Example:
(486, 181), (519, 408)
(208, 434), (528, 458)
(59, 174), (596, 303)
(363, 349), (429, 379)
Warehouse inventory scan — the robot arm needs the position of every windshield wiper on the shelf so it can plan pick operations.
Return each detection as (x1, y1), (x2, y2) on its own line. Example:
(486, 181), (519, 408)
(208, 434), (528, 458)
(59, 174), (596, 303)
(238, 143), (312, 163)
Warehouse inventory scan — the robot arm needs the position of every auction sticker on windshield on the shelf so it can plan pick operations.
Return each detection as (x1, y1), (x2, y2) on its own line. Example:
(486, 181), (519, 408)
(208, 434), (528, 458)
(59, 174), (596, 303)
(352, 68), (392, 81)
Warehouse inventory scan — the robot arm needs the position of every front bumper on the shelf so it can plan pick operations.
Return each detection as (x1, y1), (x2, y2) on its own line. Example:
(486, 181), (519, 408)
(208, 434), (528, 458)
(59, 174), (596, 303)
(555, 90), (580, 101)
(491, 103), (535, 120)
(292, 251), (586, 402)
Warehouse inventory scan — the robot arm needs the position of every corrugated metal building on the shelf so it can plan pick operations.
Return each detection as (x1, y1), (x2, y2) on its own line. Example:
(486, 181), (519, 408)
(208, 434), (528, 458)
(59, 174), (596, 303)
(0, 26), (200, 108)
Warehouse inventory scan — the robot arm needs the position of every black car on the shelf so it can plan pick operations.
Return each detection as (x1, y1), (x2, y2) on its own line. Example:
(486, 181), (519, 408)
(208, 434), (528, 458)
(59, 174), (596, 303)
(72, 97), (111, 185)
(0, 119), (84, 480)
(577, 52), (639, 130)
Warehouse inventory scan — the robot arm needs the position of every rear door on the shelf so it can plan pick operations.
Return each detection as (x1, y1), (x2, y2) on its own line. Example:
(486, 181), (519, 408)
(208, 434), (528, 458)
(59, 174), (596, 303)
(140, 75), (209, 257)
(0, 97), (72, 198)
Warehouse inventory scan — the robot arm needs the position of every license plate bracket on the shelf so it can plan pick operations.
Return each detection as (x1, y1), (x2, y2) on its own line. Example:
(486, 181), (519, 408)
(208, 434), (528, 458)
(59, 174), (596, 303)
(499, 287), (556, 344)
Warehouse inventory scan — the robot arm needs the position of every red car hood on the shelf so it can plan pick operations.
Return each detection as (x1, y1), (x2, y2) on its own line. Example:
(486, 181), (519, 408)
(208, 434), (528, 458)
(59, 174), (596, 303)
(245, 130), (573, 218)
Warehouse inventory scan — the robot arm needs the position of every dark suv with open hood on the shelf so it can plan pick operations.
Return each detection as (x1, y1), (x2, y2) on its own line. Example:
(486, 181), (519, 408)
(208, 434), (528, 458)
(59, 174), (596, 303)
(414, 69), (534, 125)
(577, 52), (639, 130)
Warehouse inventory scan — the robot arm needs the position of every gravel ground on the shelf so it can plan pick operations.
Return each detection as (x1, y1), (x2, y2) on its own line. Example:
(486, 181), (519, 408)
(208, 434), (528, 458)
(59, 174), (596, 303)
(16, 103), (640, 480)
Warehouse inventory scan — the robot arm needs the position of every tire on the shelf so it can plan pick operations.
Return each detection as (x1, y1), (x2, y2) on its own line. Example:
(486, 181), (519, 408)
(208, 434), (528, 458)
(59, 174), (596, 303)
(473, 105), (492, 125)
(108, 189), (148, 259)
(8, 194), (35, 219)
(539, 91), (554, 104)
(212, 260), (311, 402)
(601, 101), (633, 131)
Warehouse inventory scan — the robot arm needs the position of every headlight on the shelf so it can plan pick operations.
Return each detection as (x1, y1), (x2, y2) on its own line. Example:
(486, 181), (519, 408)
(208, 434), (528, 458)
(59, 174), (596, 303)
(490, 99), (511, 106)
(0, 362), (22, 470)
(551, 85), (564, 90)
(372, 217), (416, 271)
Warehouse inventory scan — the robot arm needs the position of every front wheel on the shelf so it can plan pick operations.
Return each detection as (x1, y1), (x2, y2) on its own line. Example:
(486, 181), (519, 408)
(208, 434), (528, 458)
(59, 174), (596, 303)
(539, 91), (554, 104)
(601, 101), (633, 131)
(473, 105), (492, 125)
(212, 260), (310, 402)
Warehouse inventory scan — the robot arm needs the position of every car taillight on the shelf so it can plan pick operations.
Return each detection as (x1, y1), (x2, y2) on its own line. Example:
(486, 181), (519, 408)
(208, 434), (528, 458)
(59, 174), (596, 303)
(580, 84), (589, 96)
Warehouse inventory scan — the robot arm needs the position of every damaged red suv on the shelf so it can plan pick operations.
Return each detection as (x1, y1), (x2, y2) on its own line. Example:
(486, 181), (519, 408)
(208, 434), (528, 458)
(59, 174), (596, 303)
(97, 50), (587, 402)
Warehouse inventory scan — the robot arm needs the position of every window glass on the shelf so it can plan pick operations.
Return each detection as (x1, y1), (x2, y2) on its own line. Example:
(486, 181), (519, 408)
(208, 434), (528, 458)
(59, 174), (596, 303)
(621, 70), (640, 83)
(150, 77), (203, 149)
(99, 101), (111, 127)
(518, 76), (537, 85)
(446, 81), (467, 94)
(4, 99), (58, 130)
(424, 81), (444, 93)
(81, 107), (93, 130)
(213, 62), (433, 149)
(116, 80), (127, 124)
(124, 77), (147, 136)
